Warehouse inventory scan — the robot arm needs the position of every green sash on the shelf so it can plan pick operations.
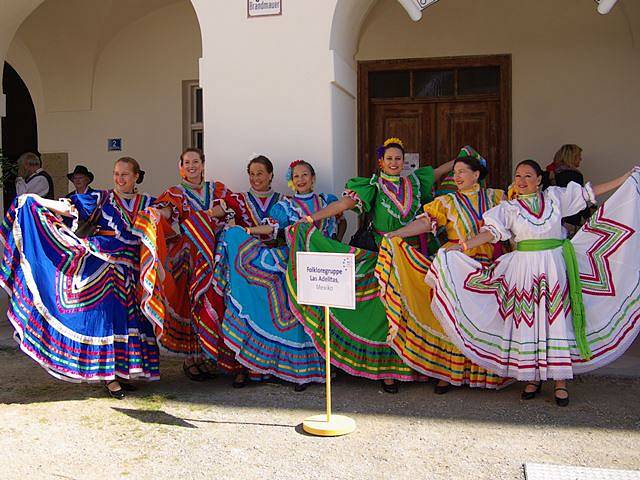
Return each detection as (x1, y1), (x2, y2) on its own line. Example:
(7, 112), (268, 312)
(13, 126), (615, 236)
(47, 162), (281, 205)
(516, 239), (591, 359)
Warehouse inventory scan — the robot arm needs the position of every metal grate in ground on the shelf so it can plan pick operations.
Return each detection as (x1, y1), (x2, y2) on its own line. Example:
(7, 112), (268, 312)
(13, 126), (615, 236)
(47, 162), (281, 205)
(525, 463), (640, 480)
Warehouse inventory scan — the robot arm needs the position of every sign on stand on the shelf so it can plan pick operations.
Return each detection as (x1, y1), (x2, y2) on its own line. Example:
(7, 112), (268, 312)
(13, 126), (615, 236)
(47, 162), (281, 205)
(296, 252), (356, 437)
(296, 252), (355, 310)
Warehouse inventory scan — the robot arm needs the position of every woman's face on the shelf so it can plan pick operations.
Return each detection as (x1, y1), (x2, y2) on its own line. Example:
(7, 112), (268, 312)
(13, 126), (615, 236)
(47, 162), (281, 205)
(453, 161), (480, 192)
(292, 164), (314, 194)
(113, 161), (138, 194)
(514, 164), (541, 195)
(181, 151), (204, 184)
(380, 147), (404, 176)
(249, 162), (273, 192)
(574, 152), (583, 168)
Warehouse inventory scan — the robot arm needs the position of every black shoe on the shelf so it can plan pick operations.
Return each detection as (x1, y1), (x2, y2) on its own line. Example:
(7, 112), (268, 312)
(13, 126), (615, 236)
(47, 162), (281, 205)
(293, 383), (308, 392)
(183, 361), (207, 382)
(434, 382), (451, 395)
(521, 381), (542, 400)
(232, 373), (248, 389)
(381, 380), (398, 394)
(119, 381), (138, 392)
(554, 387), (570, 407)
(104, 380), (125, 400)
(197, 361), (218, 380)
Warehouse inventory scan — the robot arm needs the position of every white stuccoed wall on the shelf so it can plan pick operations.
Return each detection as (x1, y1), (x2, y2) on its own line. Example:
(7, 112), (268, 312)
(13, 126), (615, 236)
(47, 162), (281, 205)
(191, 0), (344, 195)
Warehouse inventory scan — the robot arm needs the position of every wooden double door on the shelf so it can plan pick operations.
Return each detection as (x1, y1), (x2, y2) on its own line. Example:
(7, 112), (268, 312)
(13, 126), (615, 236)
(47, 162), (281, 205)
(359, 55), (511, 189)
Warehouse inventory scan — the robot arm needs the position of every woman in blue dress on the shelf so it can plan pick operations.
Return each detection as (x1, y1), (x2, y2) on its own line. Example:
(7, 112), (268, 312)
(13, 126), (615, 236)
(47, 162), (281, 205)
(0, 157), (159, 399)
(214, 160), (345, 390)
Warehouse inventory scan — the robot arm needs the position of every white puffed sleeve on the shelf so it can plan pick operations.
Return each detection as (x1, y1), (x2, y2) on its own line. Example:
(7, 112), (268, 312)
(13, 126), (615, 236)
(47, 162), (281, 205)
(480, 203), (512, 242)
(549, 181), (595, 218)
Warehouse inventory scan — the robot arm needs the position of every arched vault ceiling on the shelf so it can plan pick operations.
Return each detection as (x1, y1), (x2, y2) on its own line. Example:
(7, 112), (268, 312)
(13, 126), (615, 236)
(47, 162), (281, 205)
(11, 0), (193, 112)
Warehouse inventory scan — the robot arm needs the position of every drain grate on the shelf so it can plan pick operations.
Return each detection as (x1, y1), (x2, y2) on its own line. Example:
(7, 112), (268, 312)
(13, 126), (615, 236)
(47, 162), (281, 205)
(525, 463), (640, 480)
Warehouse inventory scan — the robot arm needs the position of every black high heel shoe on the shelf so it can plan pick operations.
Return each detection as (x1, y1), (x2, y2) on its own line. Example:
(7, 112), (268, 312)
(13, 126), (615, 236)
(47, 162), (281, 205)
(293, 383), (308, 392)
(183, 361), (206, 382)
(104, 380), (125, 400)
(119, 381), (138, 392)
(521, 381), (542, 400)
(232, 373), (248, 389)
(434, 382), (451, 395)
(381, 380), (398, 394)
(554, 387), (570, 407)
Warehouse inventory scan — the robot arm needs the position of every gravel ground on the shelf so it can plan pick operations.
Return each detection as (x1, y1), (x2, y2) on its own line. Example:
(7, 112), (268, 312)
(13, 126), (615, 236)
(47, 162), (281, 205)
(1, 335), (639, 480)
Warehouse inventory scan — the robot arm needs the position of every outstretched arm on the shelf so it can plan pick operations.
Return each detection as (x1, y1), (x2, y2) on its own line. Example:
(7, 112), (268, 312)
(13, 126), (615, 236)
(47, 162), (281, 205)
(246, 224), (275, 236)
(386, 215), (432, 239)
(447, 230), (495, 252)
(592, 170), (633, 197)
(307, 197), (356, 223)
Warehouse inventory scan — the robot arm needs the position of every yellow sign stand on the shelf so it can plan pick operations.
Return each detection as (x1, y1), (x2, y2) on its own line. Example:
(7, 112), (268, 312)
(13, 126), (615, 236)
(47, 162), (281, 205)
(302, 306), (356, 437)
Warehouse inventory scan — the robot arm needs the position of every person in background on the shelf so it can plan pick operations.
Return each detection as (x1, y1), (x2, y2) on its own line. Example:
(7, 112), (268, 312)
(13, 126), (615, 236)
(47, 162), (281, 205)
(552, 144), (591, 232)
(15, 151), (54, 199)
(66, 165), (95, 196)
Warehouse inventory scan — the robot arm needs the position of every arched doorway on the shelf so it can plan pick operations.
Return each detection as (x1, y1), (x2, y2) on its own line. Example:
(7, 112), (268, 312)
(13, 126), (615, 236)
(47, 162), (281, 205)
(1, 61), (38, 209)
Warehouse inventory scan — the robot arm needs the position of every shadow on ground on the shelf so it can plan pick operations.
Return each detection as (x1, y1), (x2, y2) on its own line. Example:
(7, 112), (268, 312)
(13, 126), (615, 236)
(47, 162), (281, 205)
(2, 348), (639, 432)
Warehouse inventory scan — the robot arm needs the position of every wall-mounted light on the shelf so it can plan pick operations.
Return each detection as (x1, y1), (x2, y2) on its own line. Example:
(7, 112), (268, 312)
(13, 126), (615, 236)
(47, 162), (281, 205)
(596, 0), (619, 15)
(396, 0), (440, 22)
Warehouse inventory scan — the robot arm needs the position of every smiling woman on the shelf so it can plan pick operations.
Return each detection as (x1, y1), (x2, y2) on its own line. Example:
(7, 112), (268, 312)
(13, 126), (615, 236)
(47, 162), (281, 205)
(283, 138), (453, 393)
(135, 147), (244, 382)
(0, 157), (159, 399)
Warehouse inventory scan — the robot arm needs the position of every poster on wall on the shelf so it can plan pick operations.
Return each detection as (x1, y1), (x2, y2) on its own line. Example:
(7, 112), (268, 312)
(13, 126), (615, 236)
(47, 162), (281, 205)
(248, 0), (282, 18)
(402, 153), (419, 176)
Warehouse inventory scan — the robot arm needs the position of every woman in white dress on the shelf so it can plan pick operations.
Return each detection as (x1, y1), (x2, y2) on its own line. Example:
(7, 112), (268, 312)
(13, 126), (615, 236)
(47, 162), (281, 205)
(426, 159), (638, 406)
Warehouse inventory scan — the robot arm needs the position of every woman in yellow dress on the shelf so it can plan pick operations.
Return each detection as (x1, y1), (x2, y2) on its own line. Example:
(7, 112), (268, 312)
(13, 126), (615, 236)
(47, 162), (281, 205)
(376, 147), (510, 393)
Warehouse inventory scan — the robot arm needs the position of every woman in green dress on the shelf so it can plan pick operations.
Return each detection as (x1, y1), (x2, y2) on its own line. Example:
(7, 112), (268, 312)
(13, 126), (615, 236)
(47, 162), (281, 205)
(287, 138), (453, 392)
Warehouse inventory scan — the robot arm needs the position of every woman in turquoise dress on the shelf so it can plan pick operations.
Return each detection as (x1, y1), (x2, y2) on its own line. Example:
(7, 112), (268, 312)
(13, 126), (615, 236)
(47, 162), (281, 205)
(287, 138), (453, 392)
(214, 160), (345, 390)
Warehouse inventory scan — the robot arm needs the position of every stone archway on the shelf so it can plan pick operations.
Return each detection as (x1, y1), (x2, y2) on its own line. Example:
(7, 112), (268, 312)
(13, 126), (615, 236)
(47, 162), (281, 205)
(2, 0), (203, 197)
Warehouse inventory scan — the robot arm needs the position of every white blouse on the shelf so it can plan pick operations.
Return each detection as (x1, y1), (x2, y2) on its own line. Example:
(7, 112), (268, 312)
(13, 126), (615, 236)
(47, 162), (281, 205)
(481, 182), (596, 243)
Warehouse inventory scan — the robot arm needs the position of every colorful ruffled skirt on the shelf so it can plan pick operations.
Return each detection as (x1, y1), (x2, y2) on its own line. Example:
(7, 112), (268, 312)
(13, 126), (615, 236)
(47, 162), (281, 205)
(375, 237), (511, 388)
(426, 174), (640, 380)
(214, 226), (325, 384)
(135, 210), (241, 373)
(286, 223), (425, 381)
(1, 195), (159, 382)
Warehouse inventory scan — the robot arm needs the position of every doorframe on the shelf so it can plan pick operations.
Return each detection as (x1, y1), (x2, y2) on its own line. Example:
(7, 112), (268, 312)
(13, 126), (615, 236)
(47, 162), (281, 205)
(357, 54), (511, 187)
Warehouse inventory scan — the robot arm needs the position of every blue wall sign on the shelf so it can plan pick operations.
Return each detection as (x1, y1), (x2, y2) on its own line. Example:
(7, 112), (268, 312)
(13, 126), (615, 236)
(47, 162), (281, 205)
(108, 138), (122, 151)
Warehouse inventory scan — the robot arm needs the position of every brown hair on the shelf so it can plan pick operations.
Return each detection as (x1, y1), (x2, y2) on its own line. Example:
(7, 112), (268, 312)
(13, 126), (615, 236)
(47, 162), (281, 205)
(247, 155), (274, 174)
(116, 156), (145, 184)
(180, 147), (204, 165)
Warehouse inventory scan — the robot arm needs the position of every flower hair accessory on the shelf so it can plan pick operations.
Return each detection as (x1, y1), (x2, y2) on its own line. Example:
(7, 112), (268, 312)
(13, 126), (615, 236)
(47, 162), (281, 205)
(377, 137), (405, 159)
(286, 159), (306, 191)
(248, 152), (261, 162)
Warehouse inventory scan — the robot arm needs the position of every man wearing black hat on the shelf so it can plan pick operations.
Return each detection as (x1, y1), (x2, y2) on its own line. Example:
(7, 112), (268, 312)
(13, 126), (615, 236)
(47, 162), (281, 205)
(66, 165), (95, 196)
